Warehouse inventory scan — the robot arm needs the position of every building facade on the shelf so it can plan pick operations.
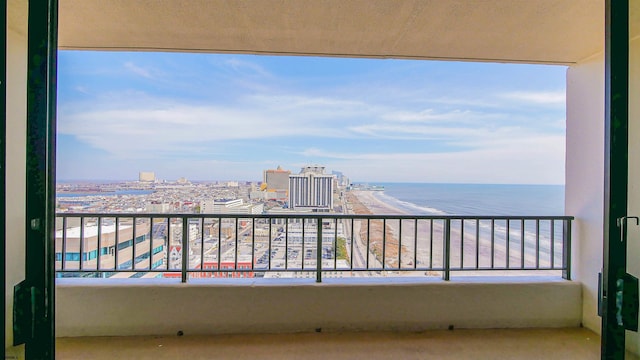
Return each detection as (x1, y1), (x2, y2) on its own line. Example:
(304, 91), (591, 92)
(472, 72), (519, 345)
(55, 220), (165, 275)
(288, 166), (334, 212)
(139, 171), (156, 182)
(263, 166), (291, 201)
(146, 201), (171, 213)
(201, 199), (263, 214)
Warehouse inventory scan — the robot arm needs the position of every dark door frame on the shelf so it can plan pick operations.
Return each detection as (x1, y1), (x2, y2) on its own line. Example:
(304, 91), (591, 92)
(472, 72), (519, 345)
(24, 0), (58, 358)
(602, 0), (631, 359)
(1, 0), (6, 355)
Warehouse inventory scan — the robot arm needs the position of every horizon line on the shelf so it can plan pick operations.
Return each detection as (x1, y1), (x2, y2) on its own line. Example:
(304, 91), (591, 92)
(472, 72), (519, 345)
(56, 179), (565, 186)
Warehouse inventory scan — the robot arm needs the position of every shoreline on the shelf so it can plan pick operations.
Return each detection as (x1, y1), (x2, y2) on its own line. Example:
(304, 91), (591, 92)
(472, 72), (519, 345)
(345, 190), (551, 273)
(348, 190), (409, 216)
(346, 190), (414, 268)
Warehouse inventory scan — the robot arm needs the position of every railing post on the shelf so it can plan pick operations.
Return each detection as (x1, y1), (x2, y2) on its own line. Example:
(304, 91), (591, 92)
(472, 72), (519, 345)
(562, 219), (572, 280)
(132, 217), (137, 271)
(97, 216), (102, 272)
(443, 218), (451, 281)
(181, 217), (188, 283)
(317, 218), (322, 283)
(61, 216), (67, 271)
(79, 217), (84, 271)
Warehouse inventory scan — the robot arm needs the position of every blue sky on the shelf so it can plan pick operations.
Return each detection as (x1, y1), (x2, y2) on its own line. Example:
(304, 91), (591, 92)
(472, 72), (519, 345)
(57, 51), (566, 184)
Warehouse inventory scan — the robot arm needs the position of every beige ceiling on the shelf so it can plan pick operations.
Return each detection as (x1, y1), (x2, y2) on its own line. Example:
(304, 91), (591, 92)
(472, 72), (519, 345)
(57, 0), (606, 65)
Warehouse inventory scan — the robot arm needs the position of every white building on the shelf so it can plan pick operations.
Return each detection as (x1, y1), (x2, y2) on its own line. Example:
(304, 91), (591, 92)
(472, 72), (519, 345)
(200, 199), (263, 215)
(224, 203), (264, 215)
(201, 199), (243, 213)
(146, 201), (170, 213)
(249, 190), (265, 201)
(288, 166), (334, 212)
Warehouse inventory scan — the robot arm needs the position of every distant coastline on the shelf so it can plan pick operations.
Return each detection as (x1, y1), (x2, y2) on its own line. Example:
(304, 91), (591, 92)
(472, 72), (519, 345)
(57, 190), (154, 198)
(350, 183), (385, 191)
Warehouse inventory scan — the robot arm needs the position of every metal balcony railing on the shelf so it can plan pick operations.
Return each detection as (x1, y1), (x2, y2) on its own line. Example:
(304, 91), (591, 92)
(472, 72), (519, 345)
(55, 213), (573, 282)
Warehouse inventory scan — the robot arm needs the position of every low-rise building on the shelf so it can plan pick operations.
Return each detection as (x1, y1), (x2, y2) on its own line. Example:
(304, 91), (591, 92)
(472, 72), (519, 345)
(201, 198), (263, 214)
(146, 201), (170, 213)
(55, 220), (165, 274)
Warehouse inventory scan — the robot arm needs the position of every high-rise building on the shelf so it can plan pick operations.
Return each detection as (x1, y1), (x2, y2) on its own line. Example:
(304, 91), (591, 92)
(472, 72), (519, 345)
(139, 171), (155, 182)
(289, 166), (334, 212)
(332, 170), (349, 187)
(263, 166), (291, 201)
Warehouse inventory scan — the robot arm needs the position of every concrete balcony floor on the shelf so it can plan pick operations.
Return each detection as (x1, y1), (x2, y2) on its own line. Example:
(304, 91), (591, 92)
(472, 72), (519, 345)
(55, 328), (639, 360)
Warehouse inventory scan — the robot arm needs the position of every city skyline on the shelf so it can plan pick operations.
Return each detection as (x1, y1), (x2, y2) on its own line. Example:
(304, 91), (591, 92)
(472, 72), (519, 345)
(58, 52), (566, 184)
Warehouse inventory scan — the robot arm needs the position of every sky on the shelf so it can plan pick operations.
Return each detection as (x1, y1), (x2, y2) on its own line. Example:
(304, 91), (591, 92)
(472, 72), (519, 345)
(57, 51), (567, 184)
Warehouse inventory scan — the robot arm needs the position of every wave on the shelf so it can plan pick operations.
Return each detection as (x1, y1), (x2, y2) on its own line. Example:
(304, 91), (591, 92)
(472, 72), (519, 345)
(372, 191), (447, 215)
(377, 183), (565, 216)
(456, 219), (562, 257)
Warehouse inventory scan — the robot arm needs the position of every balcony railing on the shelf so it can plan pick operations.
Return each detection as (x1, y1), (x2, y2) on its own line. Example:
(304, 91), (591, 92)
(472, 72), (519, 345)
(55, 213), (573, 282)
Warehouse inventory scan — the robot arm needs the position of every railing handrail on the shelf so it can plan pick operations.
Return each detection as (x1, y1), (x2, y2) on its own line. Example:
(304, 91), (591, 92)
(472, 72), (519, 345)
(54, 213), (573, 282)
(56, 212), (574, 221)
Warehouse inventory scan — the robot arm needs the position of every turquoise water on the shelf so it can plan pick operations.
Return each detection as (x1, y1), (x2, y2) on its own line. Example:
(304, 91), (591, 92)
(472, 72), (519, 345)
(372, 183), (564, 216)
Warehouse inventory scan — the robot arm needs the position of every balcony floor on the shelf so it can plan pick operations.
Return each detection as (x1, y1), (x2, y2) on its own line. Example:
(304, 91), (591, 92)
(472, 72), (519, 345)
(55, 328), (639, 360)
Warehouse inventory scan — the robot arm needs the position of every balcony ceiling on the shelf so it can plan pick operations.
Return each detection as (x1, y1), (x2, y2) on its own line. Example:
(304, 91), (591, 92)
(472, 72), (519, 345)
(55, 0), (607, 64)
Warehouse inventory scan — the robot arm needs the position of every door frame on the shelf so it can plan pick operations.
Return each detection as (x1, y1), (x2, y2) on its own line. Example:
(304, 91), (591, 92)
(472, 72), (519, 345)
(602, 0), (631, 358)
(24, 0), (58, 358)
(1, 0), (6, 355)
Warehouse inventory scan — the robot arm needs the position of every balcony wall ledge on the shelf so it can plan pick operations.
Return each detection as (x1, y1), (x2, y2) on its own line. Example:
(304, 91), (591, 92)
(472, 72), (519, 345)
(56, 276), (582, 338)
(56, 275), (570, 288)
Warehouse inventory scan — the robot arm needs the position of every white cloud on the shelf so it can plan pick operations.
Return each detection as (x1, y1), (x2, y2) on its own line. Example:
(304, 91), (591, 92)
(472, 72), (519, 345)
(225, 58), (272, 77)
(430, 96), (500, 108)
(58, 86), (564, 164)
(381, 109), (479, 123)
(57, 101), (352, 158)
(248, 94), (365, 109)
(347, 122), (526, 142)
(74, 85), (90, 94)
(306, 135), (565, 184)
(499, 90), (565, 106)
(124, 62), (155, 79)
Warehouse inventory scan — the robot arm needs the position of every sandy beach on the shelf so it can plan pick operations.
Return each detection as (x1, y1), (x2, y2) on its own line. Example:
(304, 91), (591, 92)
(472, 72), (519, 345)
(346, 190), (557, 276)
(348, 190), (408, 215)
(346, 190), (436, 270)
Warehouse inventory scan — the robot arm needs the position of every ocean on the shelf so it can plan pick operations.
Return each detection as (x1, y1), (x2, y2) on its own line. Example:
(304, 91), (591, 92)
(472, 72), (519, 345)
(370, 183), (566, 261)
(372, 183), (565, 216)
